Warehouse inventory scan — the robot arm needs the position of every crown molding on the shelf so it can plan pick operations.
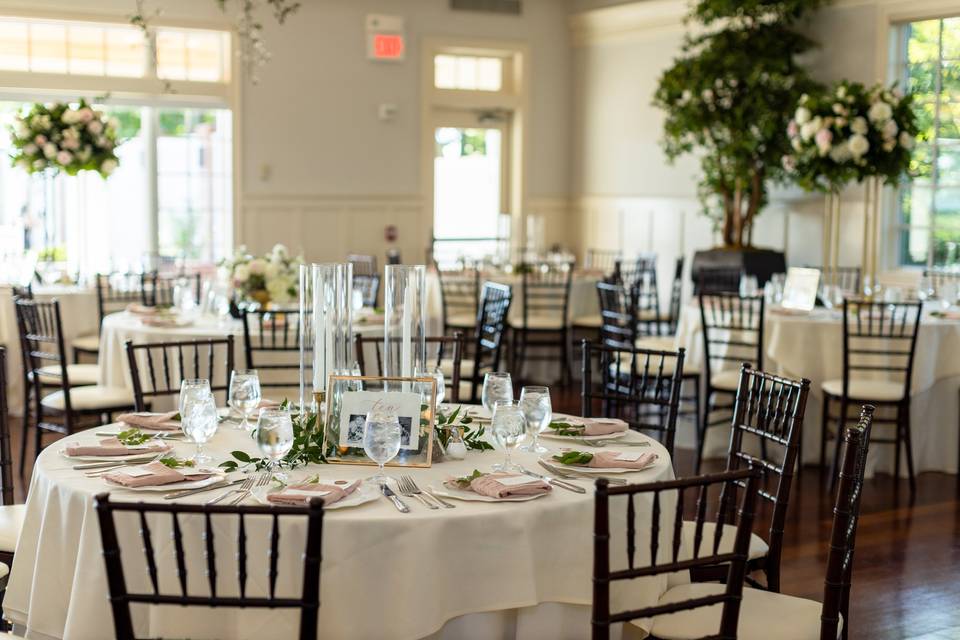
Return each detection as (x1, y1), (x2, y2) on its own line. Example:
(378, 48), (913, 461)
(568, 1), (689, 47)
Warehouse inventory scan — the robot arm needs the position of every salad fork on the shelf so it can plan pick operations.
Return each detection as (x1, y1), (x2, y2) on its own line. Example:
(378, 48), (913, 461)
(397, 476), (438, 509)
(230, 471), (272, 505)
(207, 474), (255, 505)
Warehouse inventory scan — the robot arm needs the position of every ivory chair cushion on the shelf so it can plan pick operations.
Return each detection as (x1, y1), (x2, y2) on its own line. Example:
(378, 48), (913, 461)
(635, 336), (678, 352)
(680, 520), (769, 561)
(637, 309), (660, 321)
(34, 364), (100, 386)
(71, 334), (100, 352)
(41, 386), (133, 411)
(439, 359), (475, 381)
(709, 369), (742, 391)
(510, 315), (566, 331)
(646, 582), (840, 640)
(0, 504), (25, 554)
(445, 313), (476, 329)
(572, 314), (602, 329)
(821, 378), (905, 402)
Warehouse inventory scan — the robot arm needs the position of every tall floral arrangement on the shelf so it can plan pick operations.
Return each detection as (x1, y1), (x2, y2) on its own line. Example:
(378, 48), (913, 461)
(653, 0), (828, 247)
(8, 99), (121, 178)
(221, 244), (302, 306)
(784, 80), (919, 192)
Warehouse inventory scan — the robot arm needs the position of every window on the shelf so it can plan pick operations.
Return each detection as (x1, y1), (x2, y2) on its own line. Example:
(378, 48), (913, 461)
(895, 17), (960, 266)
(434, 54), (503, 91)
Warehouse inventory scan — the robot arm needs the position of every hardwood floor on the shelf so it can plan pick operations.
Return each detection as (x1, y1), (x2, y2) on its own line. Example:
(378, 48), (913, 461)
(10, 391), (960, 640)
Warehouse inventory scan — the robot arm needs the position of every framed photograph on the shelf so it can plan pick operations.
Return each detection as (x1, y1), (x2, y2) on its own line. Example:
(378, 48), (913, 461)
(323, 375), (437, 468)
(782, 267), (821, 312)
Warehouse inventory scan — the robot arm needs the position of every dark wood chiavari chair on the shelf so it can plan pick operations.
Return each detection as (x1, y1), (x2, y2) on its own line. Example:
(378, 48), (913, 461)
(820, 298), (921, 493)
(353, 273), (380, 307)
(585, 248), (621, 276)
(0, 346), (24, 592)
(808, 265), (861, 294)
(696, 266), (743, 295)
(627, 407), (874, 640)
(354, 332), (464, 402)
(688, 364), (811, 592)
(614, 255), (664, 336)
(435, 262), (480, 334)
(124, 336), (235, 411)
(592, 468), (761, 640)
(510, 262), (574, 385)
(922, 266), (960, 292)
(16, 299), (133, 464)
(615, 254), (657, 289)
(241, 309), (303, 395)
(665, 256), (685, 334)
(462, 282), (512, 402)
(94, 493), (324, 640)
(697, 292), (765, 473)
(580, 341), (685, 458)
(76, 273), (145, 362)
(144, 272), (202, 308)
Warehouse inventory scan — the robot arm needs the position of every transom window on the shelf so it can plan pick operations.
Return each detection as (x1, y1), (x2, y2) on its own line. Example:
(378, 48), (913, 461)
(434, 54), (503, 91)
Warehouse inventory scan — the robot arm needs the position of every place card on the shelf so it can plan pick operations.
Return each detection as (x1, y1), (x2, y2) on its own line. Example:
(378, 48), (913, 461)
(496, 475), (539, 486)
(121, 467), (154, 478)
(614, 452), (644, 462)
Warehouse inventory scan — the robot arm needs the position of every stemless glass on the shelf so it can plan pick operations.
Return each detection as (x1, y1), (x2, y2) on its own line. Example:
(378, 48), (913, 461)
(491, 400), (527, 472)
(256, 408), (295, 476)
(363, 410), (402, 484)
(229, 369), (262, 430)
(481, 372), (513, 415)
(519, 386), (551, 453)
(181, 393), (218, 464)
(179, 378), (211, 416)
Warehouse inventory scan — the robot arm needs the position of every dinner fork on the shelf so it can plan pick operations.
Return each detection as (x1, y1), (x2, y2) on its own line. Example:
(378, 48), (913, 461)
(398, 476), (438, 509)
(404, 475), (455, 509)
(207, 474), (255, 505)
(230, 471), (271, 505)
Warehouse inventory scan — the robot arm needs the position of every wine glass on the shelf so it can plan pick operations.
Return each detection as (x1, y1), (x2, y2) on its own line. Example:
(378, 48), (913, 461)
(519, 386), (551, 453)
(481, 372), (513, 416)
(491, 400), (527, 472)
(229, 369), (262, 431)
(256, 408), (295, 478)
(417, 365), (446, 410)
(181, 392), (218, 464)
(179, 378), (211, 416)
(917, 275), (934, 303)
(363, 409), (402, 484)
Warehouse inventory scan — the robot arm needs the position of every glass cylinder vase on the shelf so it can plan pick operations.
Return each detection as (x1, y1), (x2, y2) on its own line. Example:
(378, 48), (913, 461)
(298, 264), (313, 414)
(303, 263), (353, 415)
(383, 265), (426, 387)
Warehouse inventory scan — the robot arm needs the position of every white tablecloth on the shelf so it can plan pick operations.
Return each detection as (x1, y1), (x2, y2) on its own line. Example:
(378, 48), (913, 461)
(5, 417), (675, 640)
(675, 305), (960, 475)
(0, 285), (99, 415)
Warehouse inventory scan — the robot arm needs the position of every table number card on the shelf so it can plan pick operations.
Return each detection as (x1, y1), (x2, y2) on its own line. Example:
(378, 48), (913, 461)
(781, 267), (821, 312)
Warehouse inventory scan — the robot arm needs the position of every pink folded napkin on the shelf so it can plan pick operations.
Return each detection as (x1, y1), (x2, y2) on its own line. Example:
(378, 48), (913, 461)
(140, 315), (188, 328)
(125, 303), (159, 316)
(557, 416), (628, 437)
(266, 480), (361, 507)
(104, 461), (217, 488)
(117, 411), (180, 431)
(65, 436), (171, 457)
(468, 473), (551, 499)
(586, 450), (659, 470)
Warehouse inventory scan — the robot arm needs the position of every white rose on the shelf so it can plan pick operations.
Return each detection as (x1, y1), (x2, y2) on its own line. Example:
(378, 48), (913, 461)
(61, 109), (78, 125)
(867, 101), (892, 123)
(32, 159), (45, 170)
(78, 107), (94, 123)
(899, 131), (914, 149)
(248, 258), (267, 275)
(701, 89), (714, 103)
(266, 278), (292, 303)
(832, 103), (847, 116)
(795, 106), (811, 125)
(791, 137), (803, 152)
(233, 264), (250, 284)
(836, 85), (847, 99)
(77, 145), (92, 162)
(55, 150), (73, 165)
(882, 119), (899, 140)
(101, 159), (118, 175)
(14, 120), (28, 138)
(850, 117), (868, 135)
(42, 143), (57, 159)
(87, 120), (103, 135)
(264, 262), (281, 280)
(800, 121), (818, 141)
(830, 142), (852, 163)
(22, 143), (37, 156)
(848, 134), (870, 159)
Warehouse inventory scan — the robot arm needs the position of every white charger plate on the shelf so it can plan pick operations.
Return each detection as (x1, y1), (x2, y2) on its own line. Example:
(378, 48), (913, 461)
(432, 482), (549, 503)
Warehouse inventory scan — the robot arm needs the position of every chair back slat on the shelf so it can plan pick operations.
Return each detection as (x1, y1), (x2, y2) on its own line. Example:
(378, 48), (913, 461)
(585, 249), (621, 275)
(519, 263), (573, 326)
(592, 469), (761, 640)
(696, 266), (743, 295)
(94, 493), (324, 640)
(269, 513), (280, 599)
(666, 256), (684, 334)
(699, 293), (765, 389)
(841, 299), (921, 403)
(461, 282), (512, 401)
(125, 337), (235, 411)
(435, 263), (480, 328)
(581, 341), (685, 457)
(96, 272), (147, 324)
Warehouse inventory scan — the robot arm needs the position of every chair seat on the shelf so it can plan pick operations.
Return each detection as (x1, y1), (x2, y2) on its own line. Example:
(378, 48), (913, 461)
(821, 378), (905, 402)
(72, 334), (100, 352)
(572, 314), (602, 328)
(647, 582), (840, 640)
(637, 308), (660, 321)
(710, 369), (741, 391)
(680, 520), (769, 561)
(41, 386), (133, 412)
(635, 336), (677, 351)
(439, 358), (474, 381)
(510, 315), (566, 330)
(33, 364), (100, 386)
(0, 504), (26, 554)
(446, 313), (476, 329)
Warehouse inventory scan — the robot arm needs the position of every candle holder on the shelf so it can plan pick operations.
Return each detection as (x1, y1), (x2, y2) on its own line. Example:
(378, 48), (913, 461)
(383, 265), (426, 389)
(303, 263), (353, 418)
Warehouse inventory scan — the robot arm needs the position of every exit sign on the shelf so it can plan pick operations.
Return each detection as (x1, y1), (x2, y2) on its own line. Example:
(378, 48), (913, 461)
(366, 14), (405, 62)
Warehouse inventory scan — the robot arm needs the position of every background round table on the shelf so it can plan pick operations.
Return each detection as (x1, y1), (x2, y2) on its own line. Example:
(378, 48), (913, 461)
(5, 416), (675, 640)
(674, 305), (960, 476)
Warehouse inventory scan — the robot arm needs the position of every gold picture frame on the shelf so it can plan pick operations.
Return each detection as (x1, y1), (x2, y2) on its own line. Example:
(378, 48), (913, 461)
(322, 375), (437, 468)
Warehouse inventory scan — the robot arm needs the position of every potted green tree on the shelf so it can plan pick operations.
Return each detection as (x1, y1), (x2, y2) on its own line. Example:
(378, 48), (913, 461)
(653, 0), (828, 285)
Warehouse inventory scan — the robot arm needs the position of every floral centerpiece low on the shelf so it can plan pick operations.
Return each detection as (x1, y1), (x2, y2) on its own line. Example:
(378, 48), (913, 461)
(220, 243), (302, 307)
(784, 80), (918, 192)
(7, 99), (121, 178)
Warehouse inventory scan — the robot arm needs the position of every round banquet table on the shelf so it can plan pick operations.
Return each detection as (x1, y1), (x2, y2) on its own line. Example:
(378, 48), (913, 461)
(0, 284), (99, 415)
(674, 304), (960, 476)
(5, 415), (676, 640)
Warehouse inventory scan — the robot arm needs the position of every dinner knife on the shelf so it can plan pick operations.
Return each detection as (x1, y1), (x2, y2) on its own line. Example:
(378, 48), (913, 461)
(163, 477), (244, 500)
(380, 483), (410, 513)
(518, 467), (586, 494)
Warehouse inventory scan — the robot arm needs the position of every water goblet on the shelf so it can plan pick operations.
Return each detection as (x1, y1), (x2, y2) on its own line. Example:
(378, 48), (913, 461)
(229, 369), (262, 430)
(181, 393), (218, 464)
(256, 408), (295, 478)
(363, 410), (402, 484)
(519, 386), (551, 454)
(179, 378), (211, 416)
(491, 400), (527, 472)
(481, 372), (513, 416)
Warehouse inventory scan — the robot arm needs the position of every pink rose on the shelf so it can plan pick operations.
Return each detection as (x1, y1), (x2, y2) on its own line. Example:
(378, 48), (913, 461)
(815, 128), (833, 155)
(787, 120), (798, 138)
(34, 135), (47, 145)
